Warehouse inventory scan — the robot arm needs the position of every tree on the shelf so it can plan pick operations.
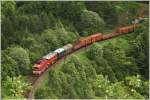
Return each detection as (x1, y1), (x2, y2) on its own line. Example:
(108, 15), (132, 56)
(1, 51), (20, 81)
(85, 1), (118, 26)
(124, 75), (142, 89)
(48, 69), (63, 97)
(93, 74), (145, 99)
(1, 17), (15, 40)
(87, 43), (117, 82)
(140, 81), (149, 98)
(93, 74), (110, 97)
(1, 34), (8, 49)
(84, 63), (97, 82)
(1, 1), (16, 17)
(103, 42), (138, 80)
(87, 43), (103, 59)
(128, 21), (149, 79)
(107, 81), (144, 99)
(45, 2), (85, 21)
(124, 74), (148, 98)
(41, 29), (62, 50)
(35, 86), (57, 99)
(75, 10), (105, 36)
(2, 76), (31, 99)
(6, 46), (31, 74)
(61, 74), (79, 99)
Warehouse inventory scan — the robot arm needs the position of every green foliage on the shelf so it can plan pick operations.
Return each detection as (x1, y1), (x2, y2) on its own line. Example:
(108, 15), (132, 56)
(103, 43), (138, 80)
(124, 75), (149, 98)
(93, 75), (110, 97)
(115, 2), (140, 22)
(2, 76), (31, 99)
(94, 74), (145, 99)
(6, 46), (31, 75)
(1, 51), (20, 81)
(2, 45), (31, 78)
(107, 82), (144, 99)
(140, 81), (149, 98)
(1, 34), (8, 49)
(2, 17), (15, 41)
(21, 34), (47, 63)
(75, 10), (105, 36)
(35, 86), (57, 99)
(87, 43), (103, 59)
(128, 21), (149, 79)
(86, 43), (116, 82)
(86, 1), (118, 26)
(48, 2), (85, 21)
(124, 75), (142, 89)
(1, 1), (16, 17)
(41, 24), (78, 51)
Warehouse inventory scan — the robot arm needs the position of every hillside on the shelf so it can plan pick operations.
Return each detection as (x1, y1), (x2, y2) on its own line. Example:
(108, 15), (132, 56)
(1, 1), (149, 99)
(35, 23), (149, 99)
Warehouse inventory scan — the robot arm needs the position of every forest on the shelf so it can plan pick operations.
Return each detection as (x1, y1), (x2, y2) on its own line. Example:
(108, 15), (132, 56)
(1, 1), (149, 99)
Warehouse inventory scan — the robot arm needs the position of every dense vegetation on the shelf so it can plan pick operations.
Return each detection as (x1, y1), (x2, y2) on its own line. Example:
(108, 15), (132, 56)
(1, 1), (149, 99)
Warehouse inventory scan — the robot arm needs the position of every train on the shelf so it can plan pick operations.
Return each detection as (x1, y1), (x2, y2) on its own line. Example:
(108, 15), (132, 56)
(32, 18), (143, 75)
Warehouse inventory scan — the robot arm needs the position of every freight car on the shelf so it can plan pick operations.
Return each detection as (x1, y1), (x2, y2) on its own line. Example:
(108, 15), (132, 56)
(62, 44), (73, 55)
(73, 33), (103, 50)
(32, 19), (142, 75)
(116, 25), (135, 34)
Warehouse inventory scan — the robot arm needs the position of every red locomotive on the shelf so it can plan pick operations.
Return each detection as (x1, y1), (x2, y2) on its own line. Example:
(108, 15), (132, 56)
(32, 52), (58, 75)
(32, 21), (140, 75)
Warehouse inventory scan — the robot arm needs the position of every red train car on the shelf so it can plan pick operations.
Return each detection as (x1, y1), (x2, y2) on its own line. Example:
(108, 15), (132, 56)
(127, 25), (135, 32)
(102, 32), (119, 40)
(103, 25), (136, 40)
(116, 25), (134, 34)
(73, 33), (103, 50)
(91, 33), (103, 42)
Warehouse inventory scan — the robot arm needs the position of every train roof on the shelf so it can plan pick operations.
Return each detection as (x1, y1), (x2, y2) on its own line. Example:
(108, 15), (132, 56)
(54, 48), (64, 53)
(91, 33), (102, 37)
(79, 36), (91, 41)
(79, 33), (102, 41)
(43, 52), (57, 59)
(62, 44), (73, 50)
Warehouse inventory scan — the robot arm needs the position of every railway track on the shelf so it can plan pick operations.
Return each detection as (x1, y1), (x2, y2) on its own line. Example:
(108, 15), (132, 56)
(26, 43), (90, 99)
(26, 31), (133, 99)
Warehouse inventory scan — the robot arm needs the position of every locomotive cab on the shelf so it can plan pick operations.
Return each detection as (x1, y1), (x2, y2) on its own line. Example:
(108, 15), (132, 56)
(33, 60), (44, 70)
(33, 61), (40, 70)
(32, 59), (48, 75)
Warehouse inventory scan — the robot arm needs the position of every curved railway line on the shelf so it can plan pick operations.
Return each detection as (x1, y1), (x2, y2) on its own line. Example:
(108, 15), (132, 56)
(26, 30), (134, 99)
(26, 17), (147, 98)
